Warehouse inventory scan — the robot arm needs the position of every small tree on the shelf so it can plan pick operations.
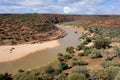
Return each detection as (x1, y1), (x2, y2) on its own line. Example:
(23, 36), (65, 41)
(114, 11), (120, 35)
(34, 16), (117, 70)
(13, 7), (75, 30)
(45, 65), (54, 74)
(58, 62), (68, 70)
(105, 66), (120, 80)
(76, 43), (84, 51)
(90, 49), (102, 59)
(89, 69), (108, 80)
(71, 66), (89, 77)
(66, 46), (75, 54)
(103, 47), (112, 61)
(94, 38), (111, 49)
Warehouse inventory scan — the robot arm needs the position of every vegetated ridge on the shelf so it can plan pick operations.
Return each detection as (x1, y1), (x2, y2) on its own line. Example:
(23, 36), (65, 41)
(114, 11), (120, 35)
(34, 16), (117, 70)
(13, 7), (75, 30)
(0, 14), (81, 45)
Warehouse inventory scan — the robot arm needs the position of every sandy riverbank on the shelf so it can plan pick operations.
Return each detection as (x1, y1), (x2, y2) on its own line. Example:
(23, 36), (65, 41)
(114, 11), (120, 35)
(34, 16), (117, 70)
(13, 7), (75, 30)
(0, 40), (60, 63)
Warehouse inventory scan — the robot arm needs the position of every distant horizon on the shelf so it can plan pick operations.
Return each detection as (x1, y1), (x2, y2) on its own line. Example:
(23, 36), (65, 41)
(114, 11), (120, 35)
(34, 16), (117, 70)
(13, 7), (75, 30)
(0, 13), (120, 15)
(0, 0), (120, 14)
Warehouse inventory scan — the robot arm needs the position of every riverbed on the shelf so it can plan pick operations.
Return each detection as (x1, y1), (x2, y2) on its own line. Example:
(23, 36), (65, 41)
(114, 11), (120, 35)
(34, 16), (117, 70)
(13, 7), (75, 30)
(0, 26), (82, 74)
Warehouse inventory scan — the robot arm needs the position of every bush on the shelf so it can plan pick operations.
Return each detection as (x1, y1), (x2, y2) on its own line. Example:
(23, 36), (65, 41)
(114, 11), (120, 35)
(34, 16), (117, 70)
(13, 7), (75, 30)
(63, 54), (72, 60)
(94, 38), (111, 49)
(105, 66), (120, 80)
(71, 66), (89, 77)
(0, 73), (12, 80)
(84, 37), (92, 43)
(58, 62), (68, 70)
(54, 73), (67, 80)
(66, 46), (75, 54)
(78, 52), (84, 56)
(88, 27), (94, 33)
(83, 46), (92, 56)
(115, 71), (120, 80)
(71, 60), (88, 67)
(53, 68), (62, 75)
(77, 60), (88, 66)
(71, 61), (78, 66)
(113, 46), (120, 58)
(57, 54), (72, 62)
(90, 49), (102, 59)
(89, 69), (108, 80)
(101, 61), (120, 68)
(68, 73), (87, 80)
(57, 56), (64, 62)
(13, 70), (42, 80)
(72, 57), (78, 61)
(45, 65), (55, 74)
(57, 53), (63, 57)
(103, 48), (112, 61)
(18, 69), (24, 73)
(84, 51), (90, 56)
(76, 43), (84, 51)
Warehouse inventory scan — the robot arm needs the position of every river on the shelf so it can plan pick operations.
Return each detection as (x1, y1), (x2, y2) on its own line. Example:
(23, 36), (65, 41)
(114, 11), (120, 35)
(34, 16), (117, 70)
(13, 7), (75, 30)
(0, 26), (82, 74)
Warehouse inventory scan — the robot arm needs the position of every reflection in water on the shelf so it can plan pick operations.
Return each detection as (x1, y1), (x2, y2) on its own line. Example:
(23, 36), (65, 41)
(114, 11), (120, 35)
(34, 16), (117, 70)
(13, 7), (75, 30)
(0, 26), (82, 74)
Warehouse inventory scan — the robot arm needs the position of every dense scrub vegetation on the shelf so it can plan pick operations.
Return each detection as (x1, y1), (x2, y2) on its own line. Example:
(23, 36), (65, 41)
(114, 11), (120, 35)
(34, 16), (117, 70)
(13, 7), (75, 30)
(62, 16), (120, 40)
(0, 15), (120, 80)
(0, 14), (80, 45)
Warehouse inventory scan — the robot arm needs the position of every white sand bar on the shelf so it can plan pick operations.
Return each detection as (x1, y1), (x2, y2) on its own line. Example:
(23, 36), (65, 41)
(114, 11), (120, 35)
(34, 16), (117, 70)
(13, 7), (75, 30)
(0, 40), (60, 63)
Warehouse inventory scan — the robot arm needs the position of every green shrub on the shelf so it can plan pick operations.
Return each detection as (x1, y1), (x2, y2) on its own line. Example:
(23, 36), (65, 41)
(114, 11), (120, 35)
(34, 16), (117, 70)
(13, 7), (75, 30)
(84, 50), (90, 56)
(13, 70), (42, 80)
(76, 43), (84, 51)
(88, 27), (94, 33)
(77, 60), (88, 66)
(53, 68), (62, 75)
(94, 38), (111, 49)
(78, 52), (84, 56)
(83, 46), (92, 56)
(83, 40), (89, 45)
(79, 34), (87, 39)
(71, 66), (89, 77)
(54, 73), (67, 80)
(71, 61), (78, 66)
(105, 66), (120, 80)
(45, 65), (54, 74)
(68, 73), (87, 80)
(0, 73), (12, 80)
(57, 56), (64, 62)
(58, 62), (68, 70)
(57, 53), (63, 57)
(103, 48), (112, 61)
(115, 71), (120, 80)
(71, 60), (88, 67)
(66, 46), (75, 54)
(83, 46), (90, 51)
(72, 57), (78, 61)
(101, 61), (120, 68)
(113, 46), (120, 58)
(84, 37), (92, 43)
(89, 69), (108, 80)
(90, 48), (102, 59)
(63, 54), (72, 60)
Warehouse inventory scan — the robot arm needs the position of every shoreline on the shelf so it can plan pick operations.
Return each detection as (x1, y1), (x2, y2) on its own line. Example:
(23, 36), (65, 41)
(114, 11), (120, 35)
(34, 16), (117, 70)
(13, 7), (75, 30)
(0, 40), (60, 63)
(56, 24), (88, 34)
(0, 26), (67, 46)
(0, 25), (67, 63)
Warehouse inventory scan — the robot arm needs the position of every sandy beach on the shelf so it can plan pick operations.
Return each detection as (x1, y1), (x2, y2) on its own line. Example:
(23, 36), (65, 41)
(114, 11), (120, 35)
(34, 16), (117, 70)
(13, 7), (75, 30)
(0, 40), (60, 63)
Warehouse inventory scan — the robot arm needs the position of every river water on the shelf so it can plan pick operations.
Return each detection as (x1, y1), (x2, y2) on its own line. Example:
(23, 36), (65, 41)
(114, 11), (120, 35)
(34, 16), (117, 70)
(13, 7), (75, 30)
(0, 26), (82, 74)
